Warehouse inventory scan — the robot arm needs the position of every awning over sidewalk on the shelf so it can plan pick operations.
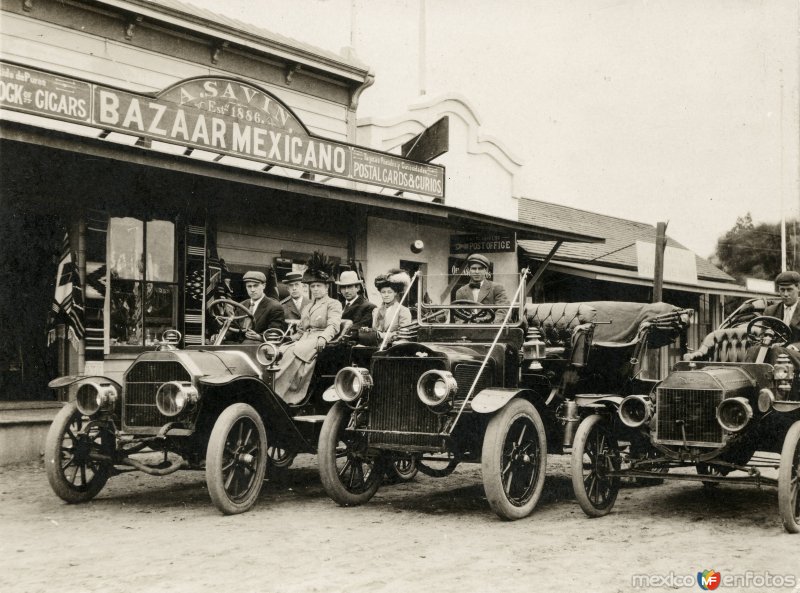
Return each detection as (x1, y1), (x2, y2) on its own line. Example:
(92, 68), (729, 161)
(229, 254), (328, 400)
(0, 117), (604, 245)
(523, 257), (774, 298)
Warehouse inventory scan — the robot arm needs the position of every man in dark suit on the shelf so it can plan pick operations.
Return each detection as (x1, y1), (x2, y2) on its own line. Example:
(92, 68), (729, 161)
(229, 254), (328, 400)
(454, 253), (509, 322)
(336, 270), (375, 331)
(241, 270), (285, 342)
(764, 270), (800, 345)
(281, 271), (310, 321)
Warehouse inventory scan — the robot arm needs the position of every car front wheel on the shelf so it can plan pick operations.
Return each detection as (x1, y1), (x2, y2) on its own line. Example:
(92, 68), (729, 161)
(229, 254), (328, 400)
(206, 403), (268, 515)
(778, 420), (800, 534)
(45, 401), (113, 504)
(318, 401), (383, 506)
(571, 413), (621, 517)
(481, 398), (547, 520)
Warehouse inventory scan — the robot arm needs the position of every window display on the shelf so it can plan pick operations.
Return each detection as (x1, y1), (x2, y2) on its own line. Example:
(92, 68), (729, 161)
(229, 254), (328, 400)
(108, 217), (177, 348)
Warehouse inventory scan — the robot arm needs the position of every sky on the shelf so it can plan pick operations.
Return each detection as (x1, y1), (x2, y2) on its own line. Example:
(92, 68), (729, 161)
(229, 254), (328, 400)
(184, 0), (800, 259)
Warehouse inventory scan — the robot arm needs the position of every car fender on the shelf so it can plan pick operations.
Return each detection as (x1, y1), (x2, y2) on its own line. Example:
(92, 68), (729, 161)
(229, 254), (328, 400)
(471, 388), (538, 414)
(774, 401), (800, 413)
(198, 375), (315, 452)
(322, 385), (339, 402)
(48, 375), (121, 391)
(574, 394), (624, 410)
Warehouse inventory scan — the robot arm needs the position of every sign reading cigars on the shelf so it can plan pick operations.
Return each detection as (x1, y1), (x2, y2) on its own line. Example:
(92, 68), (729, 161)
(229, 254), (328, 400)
(0, 61), (445, 199)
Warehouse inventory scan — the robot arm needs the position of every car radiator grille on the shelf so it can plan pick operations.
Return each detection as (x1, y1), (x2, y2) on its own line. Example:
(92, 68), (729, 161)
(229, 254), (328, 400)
(368, 358), (446, 449)
(654, 387), (723, 446)
(123, 360), (192, 430)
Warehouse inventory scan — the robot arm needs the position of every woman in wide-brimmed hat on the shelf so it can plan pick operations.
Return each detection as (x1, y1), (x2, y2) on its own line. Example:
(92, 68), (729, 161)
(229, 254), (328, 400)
(371, 268), (412, 344)
(274, 253), (342, 404)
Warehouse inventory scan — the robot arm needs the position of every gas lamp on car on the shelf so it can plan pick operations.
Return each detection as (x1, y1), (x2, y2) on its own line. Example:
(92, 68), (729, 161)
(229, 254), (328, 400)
(522, 327), (547, 370)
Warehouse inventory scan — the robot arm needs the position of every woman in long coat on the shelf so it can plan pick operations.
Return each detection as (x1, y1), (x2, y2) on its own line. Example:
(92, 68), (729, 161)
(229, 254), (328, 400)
(372, 269), (412, 345)
(274, 267), (342, 404)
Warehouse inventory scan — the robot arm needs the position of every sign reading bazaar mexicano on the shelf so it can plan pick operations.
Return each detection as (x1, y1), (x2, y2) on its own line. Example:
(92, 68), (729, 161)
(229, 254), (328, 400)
(0, 61), (445, 199)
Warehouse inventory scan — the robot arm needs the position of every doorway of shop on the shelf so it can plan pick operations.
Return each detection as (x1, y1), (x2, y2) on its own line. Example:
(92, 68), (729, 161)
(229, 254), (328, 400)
(0, 209), (62, 401)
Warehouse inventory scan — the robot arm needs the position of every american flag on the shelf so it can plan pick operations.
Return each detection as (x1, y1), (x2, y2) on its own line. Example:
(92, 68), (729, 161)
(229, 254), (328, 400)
(47, 231), (85, 346)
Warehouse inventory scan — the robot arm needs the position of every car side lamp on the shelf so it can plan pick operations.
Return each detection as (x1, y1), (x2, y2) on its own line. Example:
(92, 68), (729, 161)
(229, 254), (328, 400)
(522, 327), (547, 370)
(773, 353), (795, 398)
(256, 342), (283, 368)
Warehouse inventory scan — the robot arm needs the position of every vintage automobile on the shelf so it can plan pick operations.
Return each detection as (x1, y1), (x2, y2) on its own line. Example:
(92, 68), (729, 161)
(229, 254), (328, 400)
(44, 297), (371, 515)
(317, 270), (691, 520)
(569, 298), (800, 533)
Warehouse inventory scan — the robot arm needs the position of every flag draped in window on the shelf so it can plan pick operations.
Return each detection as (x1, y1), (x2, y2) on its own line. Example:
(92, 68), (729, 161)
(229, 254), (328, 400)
(47, 231), (85, 347)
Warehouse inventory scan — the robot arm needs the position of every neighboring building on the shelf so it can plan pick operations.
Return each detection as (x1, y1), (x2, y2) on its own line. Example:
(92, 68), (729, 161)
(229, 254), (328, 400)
(517, 197), (775, 374)
(0, 0), (600, 405)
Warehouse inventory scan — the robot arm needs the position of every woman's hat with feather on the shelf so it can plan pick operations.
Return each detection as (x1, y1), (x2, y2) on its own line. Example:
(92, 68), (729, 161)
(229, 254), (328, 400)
(302, 251), (335, 284)
(374, 268), (412, 294)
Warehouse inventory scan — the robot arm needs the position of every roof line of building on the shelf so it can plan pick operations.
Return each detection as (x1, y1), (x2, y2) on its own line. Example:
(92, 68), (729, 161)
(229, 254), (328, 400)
(92, 0), (371, 83)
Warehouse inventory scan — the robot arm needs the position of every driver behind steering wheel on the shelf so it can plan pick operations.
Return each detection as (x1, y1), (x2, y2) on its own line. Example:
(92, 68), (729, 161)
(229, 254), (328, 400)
(765, 271), (800, 345)
(239, 271), (286, 343)
(744, 272), (800, 394)
(454, 253), (509, 323)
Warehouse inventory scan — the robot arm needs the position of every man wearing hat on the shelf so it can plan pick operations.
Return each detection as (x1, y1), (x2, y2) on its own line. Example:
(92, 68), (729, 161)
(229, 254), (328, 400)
(764, 270), (800, 345)
(336, 270), (376, 331)
(281, 271), (311, 321)
(454, 253), (509, 322)
(240, 270), (286, 342)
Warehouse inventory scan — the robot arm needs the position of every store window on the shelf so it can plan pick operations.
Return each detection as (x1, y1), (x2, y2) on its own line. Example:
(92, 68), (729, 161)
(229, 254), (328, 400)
(108, 217), (177, 349)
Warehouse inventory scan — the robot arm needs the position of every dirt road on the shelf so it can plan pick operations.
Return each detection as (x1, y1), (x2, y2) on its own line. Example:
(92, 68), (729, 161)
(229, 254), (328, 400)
(1, 455), (797, 593)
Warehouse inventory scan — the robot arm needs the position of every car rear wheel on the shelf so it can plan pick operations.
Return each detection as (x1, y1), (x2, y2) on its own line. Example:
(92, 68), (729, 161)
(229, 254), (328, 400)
(481, 398), (547, 521)
(384, 453), (419, 484)
(206, 403), (267, 515)
(45, 401), (113, 504)
(417, 450), (459, 478)
(571, 414), (621, 518)
(778, 420), (800, 534)
(318, 401), (384, 506)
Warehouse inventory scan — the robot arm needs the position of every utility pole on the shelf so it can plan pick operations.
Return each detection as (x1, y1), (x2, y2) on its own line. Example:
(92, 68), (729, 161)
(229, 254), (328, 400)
(418, 0), (426, 96)
(653, 221), (667, 302)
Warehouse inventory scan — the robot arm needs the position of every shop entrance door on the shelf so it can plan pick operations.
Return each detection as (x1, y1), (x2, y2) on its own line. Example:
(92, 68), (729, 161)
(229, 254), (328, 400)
(0, 209), (61, 401)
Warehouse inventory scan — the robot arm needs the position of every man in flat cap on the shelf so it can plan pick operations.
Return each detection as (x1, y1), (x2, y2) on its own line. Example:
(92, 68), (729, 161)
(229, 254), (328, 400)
(336, 270), (376, 331)
(454, 253), (509, 323)
(281, 271), (310, 321)
(240, 270), (285, 342)
(764, 270), (800, 345)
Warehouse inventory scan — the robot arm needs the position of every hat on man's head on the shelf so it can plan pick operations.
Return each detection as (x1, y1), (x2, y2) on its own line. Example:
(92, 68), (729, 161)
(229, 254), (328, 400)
(336, 270), (363, 287)
(465, 253), (490, 269)
(282, 271), (304, 284)
(775, 270), (800, 286)
(242, 271), (266, 284)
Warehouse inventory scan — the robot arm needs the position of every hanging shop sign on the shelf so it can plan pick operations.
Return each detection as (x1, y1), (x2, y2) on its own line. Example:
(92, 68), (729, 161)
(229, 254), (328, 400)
(450, 232), (516, 254)
(0, 61), (445, 199)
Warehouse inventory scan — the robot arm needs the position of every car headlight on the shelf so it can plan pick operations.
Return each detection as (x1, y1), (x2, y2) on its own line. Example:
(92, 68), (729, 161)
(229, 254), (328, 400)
(256, 342), (282, 367)
(716, 397), (753, 433)
(757, 388), (775, 413)
(155, 381), (198, 417)
(417, 370), (457, 413)
(75, 381), (118, 416)
(334, 367), (372, 403)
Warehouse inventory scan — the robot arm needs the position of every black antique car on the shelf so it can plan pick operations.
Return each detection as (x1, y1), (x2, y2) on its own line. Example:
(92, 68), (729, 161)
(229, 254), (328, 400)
(316, 271), (691, 520)
(569, 298), (800, 533)
(44, 298), (365, 515)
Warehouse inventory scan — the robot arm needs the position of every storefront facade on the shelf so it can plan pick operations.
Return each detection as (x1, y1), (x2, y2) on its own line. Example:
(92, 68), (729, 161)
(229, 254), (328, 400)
(0, 0), (600, 401)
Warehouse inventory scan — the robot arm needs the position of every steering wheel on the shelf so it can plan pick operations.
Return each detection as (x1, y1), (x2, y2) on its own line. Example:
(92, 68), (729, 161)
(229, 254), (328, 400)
(746, 315), (792, 347)
(450, 299), (495, 323)
(207, 298), (253, 343)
